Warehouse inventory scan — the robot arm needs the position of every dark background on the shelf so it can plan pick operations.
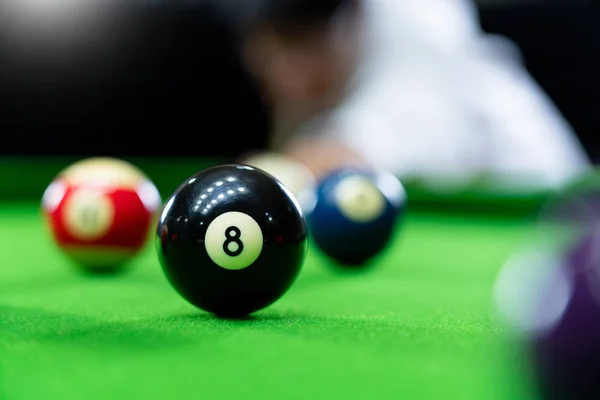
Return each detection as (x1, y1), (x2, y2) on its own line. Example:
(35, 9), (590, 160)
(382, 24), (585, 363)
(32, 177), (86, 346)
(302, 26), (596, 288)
(0, 1), (270, 158)
(1, 0), (599, 160)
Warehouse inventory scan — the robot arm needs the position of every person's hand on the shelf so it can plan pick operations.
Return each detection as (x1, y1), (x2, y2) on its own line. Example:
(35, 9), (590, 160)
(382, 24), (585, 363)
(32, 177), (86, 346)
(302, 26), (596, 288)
(281, 136), (371, 180)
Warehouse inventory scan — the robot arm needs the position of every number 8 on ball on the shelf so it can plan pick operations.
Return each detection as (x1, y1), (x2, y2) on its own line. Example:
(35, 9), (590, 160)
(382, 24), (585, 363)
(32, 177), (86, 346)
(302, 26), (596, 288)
(156, 164), (308, 317)
(223, 226), (243, 256)
(204, 211), (264, 271)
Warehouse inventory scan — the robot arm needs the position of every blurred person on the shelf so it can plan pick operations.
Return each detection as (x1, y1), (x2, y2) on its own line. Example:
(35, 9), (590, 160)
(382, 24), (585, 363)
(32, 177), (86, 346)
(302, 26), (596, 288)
(479, 0), (600, 164)
(0, 0), (591, 193)
(234, 0), (592, 191)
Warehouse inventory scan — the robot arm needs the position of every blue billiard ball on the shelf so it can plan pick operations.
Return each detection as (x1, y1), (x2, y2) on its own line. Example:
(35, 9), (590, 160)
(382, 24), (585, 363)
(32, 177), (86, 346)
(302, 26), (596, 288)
(306, 167), (407, 266)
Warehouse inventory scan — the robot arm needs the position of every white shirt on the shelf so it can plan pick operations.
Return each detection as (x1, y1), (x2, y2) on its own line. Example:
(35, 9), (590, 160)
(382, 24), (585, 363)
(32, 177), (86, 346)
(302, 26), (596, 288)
(311, 0), (591, 192)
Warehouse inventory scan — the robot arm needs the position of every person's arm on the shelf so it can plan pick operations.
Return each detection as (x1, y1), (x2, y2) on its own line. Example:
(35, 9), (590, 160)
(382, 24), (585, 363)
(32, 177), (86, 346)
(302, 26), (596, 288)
(281, 134), (370, 179)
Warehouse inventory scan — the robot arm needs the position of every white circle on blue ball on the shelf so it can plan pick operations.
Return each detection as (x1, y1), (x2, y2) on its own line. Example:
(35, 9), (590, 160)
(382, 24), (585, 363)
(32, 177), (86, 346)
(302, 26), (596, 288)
(334, 176), (386, 223)
(204, 211), (264, 270)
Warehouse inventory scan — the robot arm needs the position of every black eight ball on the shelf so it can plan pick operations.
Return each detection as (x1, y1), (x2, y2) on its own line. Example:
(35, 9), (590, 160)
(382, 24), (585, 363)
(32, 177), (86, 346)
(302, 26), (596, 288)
(156, 164), (308, 317)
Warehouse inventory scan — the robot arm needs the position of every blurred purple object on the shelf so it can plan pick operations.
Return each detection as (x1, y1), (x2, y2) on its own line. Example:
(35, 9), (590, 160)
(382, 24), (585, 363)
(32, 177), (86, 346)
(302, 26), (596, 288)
(532, 228), (600, 399)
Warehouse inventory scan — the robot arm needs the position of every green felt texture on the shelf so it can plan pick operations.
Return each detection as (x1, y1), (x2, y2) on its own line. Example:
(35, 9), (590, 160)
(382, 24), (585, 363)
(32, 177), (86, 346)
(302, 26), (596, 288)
(0, 203), (540, 400)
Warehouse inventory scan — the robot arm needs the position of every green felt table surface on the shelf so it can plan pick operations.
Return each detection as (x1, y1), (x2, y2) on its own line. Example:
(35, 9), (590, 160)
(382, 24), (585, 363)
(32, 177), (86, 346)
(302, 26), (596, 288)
(0, 202), (541, 400)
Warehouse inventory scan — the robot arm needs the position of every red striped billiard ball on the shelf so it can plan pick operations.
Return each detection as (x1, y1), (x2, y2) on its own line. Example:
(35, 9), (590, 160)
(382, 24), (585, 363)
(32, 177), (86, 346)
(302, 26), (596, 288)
(42, 157), (162, 273)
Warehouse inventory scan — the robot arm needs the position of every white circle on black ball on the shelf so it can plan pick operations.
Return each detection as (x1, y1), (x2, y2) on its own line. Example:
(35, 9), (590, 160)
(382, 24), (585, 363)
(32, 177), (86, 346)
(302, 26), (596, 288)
(204, 211), (264, 270)
(334, 176), (386, 223)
